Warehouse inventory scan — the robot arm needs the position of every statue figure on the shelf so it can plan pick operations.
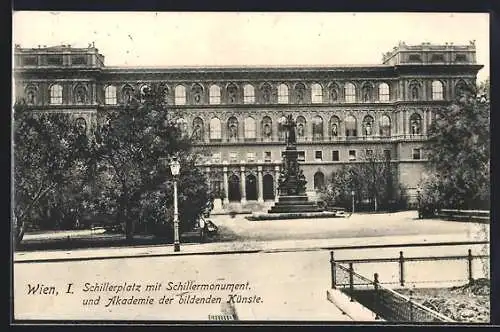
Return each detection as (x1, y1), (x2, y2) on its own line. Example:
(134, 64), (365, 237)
(330, 88), (338, 102)
(192, 124), (202, 141)
(365, 123), (372, 136)
(283, 114), (296, 145)
(411, 121), (420, 135)
(263, 123), (271, 137)
(297, 123), (304, 137)
(331, 123), (338, 137)
(76, 87), (86, 104)
(27, 90), (35, 104)
(229, 123), (237, 139)
(411, 86), (419, 100)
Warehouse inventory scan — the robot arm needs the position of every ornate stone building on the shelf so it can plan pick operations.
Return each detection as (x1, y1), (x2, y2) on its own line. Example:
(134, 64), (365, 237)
(13, 41), (482, 209)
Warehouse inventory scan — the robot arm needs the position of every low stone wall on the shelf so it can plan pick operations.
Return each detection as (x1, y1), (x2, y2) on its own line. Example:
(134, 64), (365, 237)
(326, 289), (382, 321)
(436, 209), (490, 223)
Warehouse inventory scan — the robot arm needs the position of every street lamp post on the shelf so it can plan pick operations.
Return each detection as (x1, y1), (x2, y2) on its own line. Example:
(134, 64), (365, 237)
(351, 190), (355, 214)
(170, 158), (181, 252)
(416, 186), (422, 219)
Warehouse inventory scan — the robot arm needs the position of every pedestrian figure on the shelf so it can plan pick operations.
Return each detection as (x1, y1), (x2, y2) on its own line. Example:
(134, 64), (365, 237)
(199, 217), (206, 243)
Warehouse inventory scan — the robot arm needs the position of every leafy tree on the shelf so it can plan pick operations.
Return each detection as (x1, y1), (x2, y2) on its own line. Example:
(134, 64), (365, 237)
(424, 80), (490, 210)
(321, 151), (399, 211)
(13, 100), (89, 245)
(90, 83), (209, 240)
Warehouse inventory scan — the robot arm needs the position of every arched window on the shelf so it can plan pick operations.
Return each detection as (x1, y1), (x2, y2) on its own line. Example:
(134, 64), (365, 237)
(227, 83), (238, 103)
(278, 84), (289, 104)
(244, 117), (256, 140)
(314, 171), (325, 190)
(209, 85), (221, 105)
(312, 115), (324, 141)
(362, 115), (374, 136)
(378, 83), (390, 102)
(311, 83), (323, 104)
(379, 115), (391, 137)
(50, 84), (63, 104)
(261, 116), (272, 140)
(209, 118), (221, 140)
(227, 116), (239, 141)
(410, 113), (422, 135)
(296, 116), (306, 140)
(191, 83), (203, 104)
(278, 116), (287, 141)
(25, 85), (37, 105)
(432, 80), (444, 100)
(192, 117), (204, 142)
(345, 115), (357, 137)
(243, 84), (255, 104)
(344, 83), (356, 103)
(329, 116), (340, 138)
(105, 85), (117, 105)
(175, 85), (186, 105)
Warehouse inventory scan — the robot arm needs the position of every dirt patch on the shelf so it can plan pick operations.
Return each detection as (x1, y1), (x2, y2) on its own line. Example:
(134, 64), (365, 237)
(397, 279), (490, 323)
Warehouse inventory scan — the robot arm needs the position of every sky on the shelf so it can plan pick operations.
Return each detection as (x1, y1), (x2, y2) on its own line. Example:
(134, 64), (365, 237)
(12, 12), (489, 82)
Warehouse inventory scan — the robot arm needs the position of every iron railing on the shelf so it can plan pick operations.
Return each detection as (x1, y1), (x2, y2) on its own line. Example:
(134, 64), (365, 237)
(329, 249), (489, 322)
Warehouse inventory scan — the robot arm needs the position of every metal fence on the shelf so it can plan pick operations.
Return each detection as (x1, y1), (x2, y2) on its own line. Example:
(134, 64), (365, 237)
(329, 249), (489, 322)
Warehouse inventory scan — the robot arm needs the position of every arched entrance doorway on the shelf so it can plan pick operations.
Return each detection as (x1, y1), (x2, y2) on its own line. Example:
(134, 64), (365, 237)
(263, 174), (275, 200)
(228, 174), (241, 202)
(246, 174), (257, 201)
(314, 171), (325, 191)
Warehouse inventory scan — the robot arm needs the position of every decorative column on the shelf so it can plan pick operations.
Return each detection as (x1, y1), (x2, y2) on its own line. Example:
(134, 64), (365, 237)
(92, 82), (97, 105)
(423, 109), (428, 135)
(257, 165), (264, 203)
(240, 164), (247, 204)
(222, 164), (229, 205)
(323, 114), (329, 141)
(403, 109), (408, 136)
(274, 164), (280, 202)
(272, 116), (279, 142)
(308, 117), (314, 142)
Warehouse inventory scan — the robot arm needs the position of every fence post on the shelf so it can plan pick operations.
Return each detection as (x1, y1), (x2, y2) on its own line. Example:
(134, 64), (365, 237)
(409, 289), (414, 322)
(349, 262), (354, 302)
(330, 251), (336, 289)
(467, 248), (473, 284)
(373, 273), (380, 320)
(399, 251), (405, 287)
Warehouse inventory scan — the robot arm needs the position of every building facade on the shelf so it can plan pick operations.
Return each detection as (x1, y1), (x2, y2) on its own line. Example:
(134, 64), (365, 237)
(13, 41), (482, 209)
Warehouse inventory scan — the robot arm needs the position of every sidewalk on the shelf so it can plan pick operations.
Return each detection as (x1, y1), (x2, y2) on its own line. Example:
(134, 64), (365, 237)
(14, 231), (488, 263)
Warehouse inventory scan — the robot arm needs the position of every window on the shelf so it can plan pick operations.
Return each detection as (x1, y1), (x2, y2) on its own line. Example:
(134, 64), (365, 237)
(348, 150), (356, 161)
(229, 152), (239, 163)
(211, 153), (221, 164)
(345, 115), (357, 137)
(175, 85), (186, 105)
(298, 151), (305, 162)
(247, 152), (256, 163)
(209, 85), (221, 104)
(408, 54), (422, 62)
(25, 86), (37, 104)
(72, 56), (87, 65)
(379, 115), (391, 137)
(455, 54), (467, 62)
(47, 55), (63, 65)
(209, 117), (221, 140)
(312, 115), (324, 141)
(311, 83), (323, 103)
(23, 56), (37, 66)
(431, 54), (445, 62)
(278, 84), (289, 104)
(243, 84), (255, 104)
(432, 80), (444, 100)
(227, 84), (238, 103)
(105, 85), (117, 105)
(314, 172), (325, 190)
(365, 149), (373, 158)
(384, 149), (391, 160)
(264, 151), (272, 162)
(413, 149), (421, 160)
(378, 83), (390, 102)
(244, 117), (256, 140)
(315, 151), (323, 161)
(345, 83), (356, 103)
(49, 84), (63, 104)
(332, 150), (339, 161)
